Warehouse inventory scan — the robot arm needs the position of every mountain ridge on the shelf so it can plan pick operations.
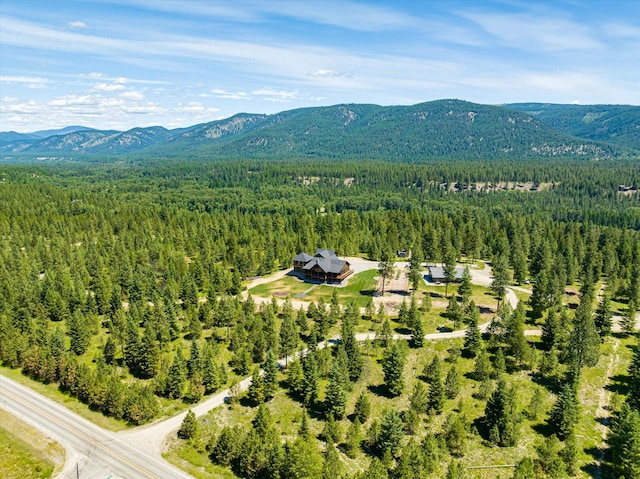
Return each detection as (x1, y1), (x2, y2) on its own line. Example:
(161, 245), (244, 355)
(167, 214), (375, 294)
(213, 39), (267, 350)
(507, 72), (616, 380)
(2, 100), (638, 160)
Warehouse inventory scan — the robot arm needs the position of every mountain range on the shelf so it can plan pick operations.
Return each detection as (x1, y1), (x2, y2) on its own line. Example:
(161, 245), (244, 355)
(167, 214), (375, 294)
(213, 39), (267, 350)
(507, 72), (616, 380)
(2, 100), (638, 160)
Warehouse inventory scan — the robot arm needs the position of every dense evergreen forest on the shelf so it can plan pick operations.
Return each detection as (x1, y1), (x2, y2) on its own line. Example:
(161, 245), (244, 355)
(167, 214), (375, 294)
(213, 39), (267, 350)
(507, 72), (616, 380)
(1, 157), (639, 478)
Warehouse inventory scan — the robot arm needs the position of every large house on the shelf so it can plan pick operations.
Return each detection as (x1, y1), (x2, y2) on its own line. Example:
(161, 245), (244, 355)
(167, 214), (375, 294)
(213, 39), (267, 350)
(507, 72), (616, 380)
(292, 249), (353, 283)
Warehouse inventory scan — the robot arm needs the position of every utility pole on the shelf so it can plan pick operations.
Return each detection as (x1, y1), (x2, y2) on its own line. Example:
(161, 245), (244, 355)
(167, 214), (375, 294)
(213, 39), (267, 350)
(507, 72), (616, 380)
(76, 462), (80, 479)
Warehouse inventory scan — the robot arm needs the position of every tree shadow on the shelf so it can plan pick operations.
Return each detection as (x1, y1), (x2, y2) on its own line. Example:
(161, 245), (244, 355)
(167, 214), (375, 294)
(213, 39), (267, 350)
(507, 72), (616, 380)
(606, 374), (629, 395)
(394, 326), (412, 335)
(532, 420), (555, 437)
(581, 446), (611, 479)
(367, 383), (396, 399)
(360, 289), (377, 297)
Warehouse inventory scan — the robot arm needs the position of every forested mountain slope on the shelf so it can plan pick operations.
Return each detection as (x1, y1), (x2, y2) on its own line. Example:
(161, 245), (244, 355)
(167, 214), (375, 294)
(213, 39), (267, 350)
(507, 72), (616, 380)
(2, 100), (634, 160)
(506, 103), (640, 150)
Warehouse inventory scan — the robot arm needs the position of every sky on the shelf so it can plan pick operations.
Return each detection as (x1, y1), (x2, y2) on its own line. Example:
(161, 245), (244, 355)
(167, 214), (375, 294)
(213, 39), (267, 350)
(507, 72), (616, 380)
(1, 0), (639, 133)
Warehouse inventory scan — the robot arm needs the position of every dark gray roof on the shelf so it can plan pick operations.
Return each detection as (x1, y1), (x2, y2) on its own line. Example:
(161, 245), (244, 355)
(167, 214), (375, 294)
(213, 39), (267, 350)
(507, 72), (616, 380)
(293, 252), (314, 263)
(314, 248), (337, 259)
(303, 257), (348, 274)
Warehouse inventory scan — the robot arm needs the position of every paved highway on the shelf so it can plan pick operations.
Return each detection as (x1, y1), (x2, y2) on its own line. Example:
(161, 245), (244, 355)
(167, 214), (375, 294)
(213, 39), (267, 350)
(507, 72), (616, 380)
(0, 375), (192, 479)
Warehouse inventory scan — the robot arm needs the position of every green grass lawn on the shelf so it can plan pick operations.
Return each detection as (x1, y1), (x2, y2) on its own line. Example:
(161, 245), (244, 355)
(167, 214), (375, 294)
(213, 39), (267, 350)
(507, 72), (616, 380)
(0, 409), (65, 479)
(248, 275), (311, 297)
(249, 270), (379, 308)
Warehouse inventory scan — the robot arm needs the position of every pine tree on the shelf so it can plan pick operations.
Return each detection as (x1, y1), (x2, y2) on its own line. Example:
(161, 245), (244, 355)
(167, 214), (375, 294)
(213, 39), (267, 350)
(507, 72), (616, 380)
(491, 253), (510, 308)
(178, 409), (198, 440)
(322, 437), (343, 479)
(609, 402), (640, 479)
(382, 342), (405, 396)
(427, 372), (445, 415)
(103, 336), (116, 365)
(325, 356), (348, 419)
(138, 326), (160, 379)
(409, 382), (429, 413)
(68, 310), (91, 355)
(463, 307), (482, 358)
(628, 343), (640, 411)
(423, 355), (441, 385)
(377, 409), (404, 458)
(354, 392), (371, 423)
(342, 314), (363, 382)
(594, 293), (613, 338)
(484, 378), (519, 446)
(443, 249), (457, 298)
(263, 349), (278, 400)
(567, 297), (600, 370)
(279, 307), (298, 366)
(323, 412), (342, 443)
(541, 308), (563, 351)
(302, 352), (319, 407)
(445, 366), (461, 400)
(622, 299), (638, 336)
(376, 319), (393, 349)
(344, 417), (362, 458)
(548, 382), (579, 440)
(166, 349), (187, 399)
(398, 300), (408, 326)
(378, 251), (396, 296)
(507, 303), (530, 367)
(210, 426), (242, 466)
(458, 266), (473, 304)
(562, 430), (579, 476)
(408, 254), (423, 293)
(247, 367), (265, 405)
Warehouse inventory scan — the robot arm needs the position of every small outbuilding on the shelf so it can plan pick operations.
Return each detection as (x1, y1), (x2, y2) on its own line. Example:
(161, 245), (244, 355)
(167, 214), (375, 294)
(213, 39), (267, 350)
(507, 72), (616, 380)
(427, 264), (465, 283)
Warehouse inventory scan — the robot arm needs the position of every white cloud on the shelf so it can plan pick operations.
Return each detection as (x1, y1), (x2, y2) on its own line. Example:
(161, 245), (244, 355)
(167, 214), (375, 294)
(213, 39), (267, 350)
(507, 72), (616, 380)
(310, 69), (353, 78)
(2, 96), (19, 102)
(211, 89), (250, 100)
(68, 21), (87, 29)
(92, 83), (125, 92)
(119, 91), (144, 100)
(252, 88), (299, 102)
(0, 75), (49, 85)
(459, 11), (603, 52)
(604, 22), (640, 40)
(83, 72), (105, 79)
(176, 101), (220, 114)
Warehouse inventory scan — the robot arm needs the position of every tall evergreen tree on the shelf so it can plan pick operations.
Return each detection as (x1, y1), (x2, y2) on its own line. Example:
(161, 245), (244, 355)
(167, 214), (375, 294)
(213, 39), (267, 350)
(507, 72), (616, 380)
(567, 296), (600, 370)
(458, 266), (473, 304)
(483, 378), (519, 447)
(263, 349), (278, 400)
(609, 403), (640, 479)
(382, 341), (405, 396)
(279, 306), (298, 366)
(341, 314), (363, 382)
(594, 293), (613, 339)
(443, 249), (457, 298)
(325, 356), (348, 419)
(548, 382), (579, 440)
(463, 306), (482, 358)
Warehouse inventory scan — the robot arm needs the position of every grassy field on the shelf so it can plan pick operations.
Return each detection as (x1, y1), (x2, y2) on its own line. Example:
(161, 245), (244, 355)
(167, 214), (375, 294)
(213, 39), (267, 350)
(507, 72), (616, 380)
(249, 270), (379, 308)
(0, 409), (65, 479)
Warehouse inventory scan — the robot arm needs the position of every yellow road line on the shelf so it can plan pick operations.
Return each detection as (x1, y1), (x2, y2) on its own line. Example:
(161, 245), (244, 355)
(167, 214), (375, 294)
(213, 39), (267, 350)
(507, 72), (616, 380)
(2, 388), (157, 478)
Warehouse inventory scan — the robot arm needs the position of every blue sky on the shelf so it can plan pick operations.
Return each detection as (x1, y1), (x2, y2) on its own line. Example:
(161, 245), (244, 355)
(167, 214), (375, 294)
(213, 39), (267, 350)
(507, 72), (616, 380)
(1, 0), (639, 132)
